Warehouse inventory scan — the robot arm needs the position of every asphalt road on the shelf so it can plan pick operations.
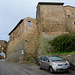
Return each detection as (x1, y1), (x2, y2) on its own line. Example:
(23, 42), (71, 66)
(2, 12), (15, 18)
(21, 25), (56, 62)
(0, 59), (75, 75)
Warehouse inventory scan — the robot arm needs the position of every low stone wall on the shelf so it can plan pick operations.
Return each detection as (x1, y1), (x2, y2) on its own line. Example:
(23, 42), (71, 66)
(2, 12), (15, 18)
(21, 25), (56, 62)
(59, 54), (75, 71)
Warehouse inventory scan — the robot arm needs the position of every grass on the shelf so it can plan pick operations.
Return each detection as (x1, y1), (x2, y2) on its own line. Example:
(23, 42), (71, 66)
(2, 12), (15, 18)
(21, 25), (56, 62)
(70, 51), (75, 54)
(46, 51), (75, 55)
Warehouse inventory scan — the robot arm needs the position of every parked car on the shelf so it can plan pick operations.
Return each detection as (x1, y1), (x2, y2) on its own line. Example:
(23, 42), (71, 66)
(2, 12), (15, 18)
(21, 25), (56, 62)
(38, 55), (70, 73)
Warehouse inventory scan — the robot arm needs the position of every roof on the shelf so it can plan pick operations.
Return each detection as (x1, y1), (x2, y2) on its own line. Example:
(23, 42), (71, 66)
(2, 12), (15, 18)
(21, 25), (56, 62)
(64, 5), (75, 8)
(38, 2), (64, 5)
(8, 19), (24, 35)
(0, 40), (7, 43)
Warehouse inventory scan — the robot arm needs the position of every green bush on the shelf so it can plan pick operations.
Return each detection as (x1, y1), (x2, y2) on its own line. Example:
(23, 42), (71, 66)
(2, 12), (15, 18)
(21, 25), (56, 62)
(50, 34), (75, 52)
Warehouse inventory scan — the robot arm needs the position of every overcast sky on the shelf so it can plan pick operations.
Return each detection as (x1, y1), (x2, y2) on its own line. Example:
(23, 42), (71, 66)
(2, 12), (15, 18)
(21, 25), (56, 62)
(0, 0), (75, 42)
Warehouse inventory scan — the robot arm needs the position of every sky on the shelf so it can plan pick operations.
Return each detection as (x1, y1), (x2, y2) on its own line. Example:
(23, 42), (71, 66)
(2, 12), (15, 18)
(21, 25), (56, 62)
(0, 0), (75, 42)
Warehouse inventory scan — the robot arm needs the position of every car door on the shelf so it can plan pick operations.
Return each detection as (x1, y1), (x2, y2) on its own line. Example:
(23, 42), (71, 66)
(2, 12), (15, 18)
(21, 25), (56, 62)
(40, 56), (45, 68)
(43, 56), (49, 69)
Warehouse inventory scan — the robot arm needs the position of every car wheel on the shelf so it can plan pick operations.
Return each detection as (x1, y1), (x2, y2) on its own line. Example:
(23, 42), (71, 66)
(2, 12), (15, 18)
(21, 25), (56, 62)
(49, 66), (54, 73)
(38, 64), (42, 70)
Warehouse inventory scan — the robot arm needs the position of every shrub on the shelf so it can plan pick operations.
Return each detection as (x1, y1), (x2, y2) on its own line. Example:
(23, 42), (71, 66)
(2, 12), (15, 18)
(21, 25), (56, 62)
(50, 34), (75, 52)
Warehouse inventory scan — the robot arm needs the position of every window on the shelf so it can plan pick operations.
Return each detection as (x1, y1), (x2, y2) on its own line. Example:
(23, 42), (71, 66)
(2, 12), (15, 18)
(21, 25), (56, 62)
(44, 56), (48, 61)
(28, 21), (31, 26)
(18, 34), (19, 36)
(40, 56), (44, 61)
(49, 56), (63, 61)
(67, 15), (70, 18)
(74, 22), (75, 25)
(36, 23), (37, 26)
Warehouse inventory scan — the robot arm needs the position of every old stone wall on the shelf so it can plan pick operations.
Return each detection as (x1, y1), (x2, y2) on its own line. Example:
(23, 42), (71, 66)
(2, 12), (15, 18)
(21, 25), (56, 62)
(37, 3), (67, 33)
(7, 3), (75, 63)
(6, 38), (24, 62)
(38, 32), (69, 56)
(7, 17), (39, 63)
(0, 40), (7, 54)
(9, 20), (24, 41)
(64, 6), (75, 35)
(24, 17), (37, 34)
(7, 34), (39, 63)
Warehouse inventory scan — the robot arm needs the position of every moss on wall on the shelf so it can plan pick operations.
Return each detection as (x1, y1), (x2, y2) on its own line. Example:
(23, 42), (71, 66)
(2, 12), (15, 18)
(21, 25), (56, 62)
(38, 32), (68, 56)
(6, 34), (39, 63)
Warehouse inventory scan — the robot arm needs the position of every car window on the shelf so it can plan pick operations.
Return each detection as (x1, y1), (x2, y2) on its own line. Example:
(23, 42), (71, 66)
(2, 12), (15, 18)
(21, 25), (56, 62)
(49, 56), (63, 61)
(40, 56), (44, 61)
(44, 56), (48, 61)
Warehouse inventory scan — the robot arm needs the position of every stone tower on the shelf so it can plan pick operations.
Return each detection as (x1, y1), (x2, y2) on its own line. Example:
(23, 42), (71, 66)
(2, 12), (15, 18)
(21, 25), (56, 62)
(36, 2), (67, 33)
(36, 2), (68, 55)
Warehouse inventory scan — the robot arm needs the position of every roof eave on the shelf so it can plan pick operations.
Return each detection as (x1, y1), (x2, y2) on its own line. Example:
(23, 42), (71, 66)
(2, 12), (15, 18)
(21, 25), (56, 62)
(8, 19), (24, 35)
(38, 2), (64, 5)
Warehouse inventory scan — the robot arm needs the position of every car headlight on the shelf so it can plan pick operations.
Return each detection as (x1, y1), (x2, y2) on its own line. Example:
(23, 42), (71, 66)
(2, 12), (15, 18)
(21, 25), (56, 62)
(52, 62), (57, 68)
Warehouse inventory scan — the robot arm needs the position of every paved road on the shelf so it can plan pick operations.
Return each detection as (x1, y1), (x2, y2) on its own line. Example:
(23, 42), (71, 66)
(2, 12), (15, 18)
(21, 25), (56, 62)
(0, 60), (75, 75)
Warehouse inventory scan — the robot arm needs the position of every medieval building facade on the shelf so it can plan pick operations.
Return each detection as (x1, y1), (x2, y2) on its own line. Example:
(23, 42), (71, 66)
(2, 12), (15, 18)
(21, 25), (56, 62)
(0, 40), (7, 58)
(6, 2), (75, 63)
(64, 5), (75, 34)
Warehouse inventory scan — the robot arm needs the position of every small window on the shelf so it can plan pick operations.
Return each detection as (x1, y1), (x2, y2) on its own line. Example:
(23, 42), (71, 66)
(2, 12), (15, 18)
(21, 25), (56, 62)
(36, 23), (37, 26)
(18, 34), (19, 36)
(72, 13), (74, 14)
(67, 15), (70, 18)
(74, 22), (75, 25)
(28, 21), (31, 26)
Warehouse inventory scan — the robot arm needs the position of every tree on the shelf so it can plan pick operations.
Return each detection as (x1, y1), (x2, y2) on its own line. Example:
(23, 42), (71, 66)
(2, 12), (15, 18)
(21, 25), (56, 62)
(50, 34), (75, 52)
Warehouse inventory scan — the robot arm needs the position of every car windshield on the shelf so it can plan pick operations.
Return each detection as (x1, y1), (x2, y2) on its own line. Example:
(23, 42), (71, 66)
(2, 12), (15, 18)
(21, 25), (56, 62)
(49, 56), (63, 61)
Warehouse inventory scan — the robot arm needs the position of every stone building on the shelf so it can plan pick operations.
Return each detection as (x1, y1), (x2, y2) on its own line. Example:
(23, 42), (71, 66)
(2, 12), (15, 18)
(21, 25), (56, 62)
(0, 40), (7, 58)
(64, 5), (75, 35)
(7, 17), (39, 62)
(6, 2), (75, 63)
(36, 2), (67, 33)
(36, 2), (69, 56)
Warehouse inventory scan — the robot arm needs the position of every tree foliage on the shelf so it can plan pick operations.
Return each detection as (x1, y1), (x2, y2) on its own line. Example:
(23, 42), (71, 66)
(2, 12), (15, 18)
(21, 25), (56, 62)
(50, 34), (75, 52)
